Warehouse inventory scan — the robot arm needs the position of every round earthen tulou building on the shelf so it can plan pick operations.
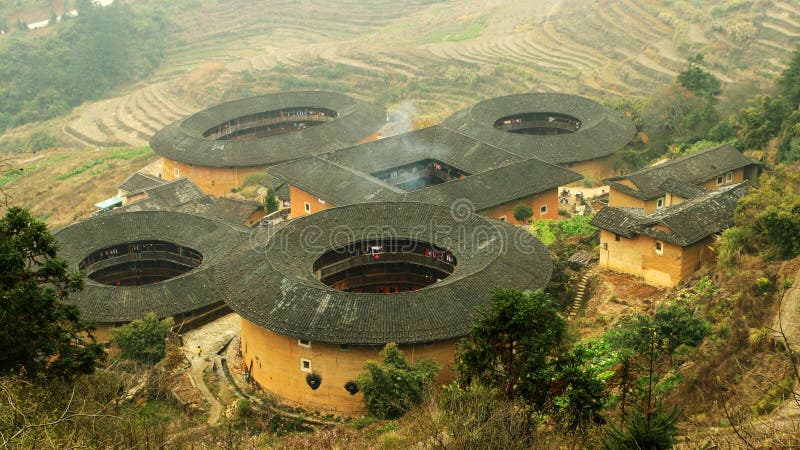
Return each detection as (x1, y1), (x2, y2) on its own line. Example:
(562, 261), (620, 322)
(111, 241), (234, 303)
(150, 91), (387, 196)
(442, 92), (636, 183)
(54, 210), (249, 341)
(222, 202), (553, 413)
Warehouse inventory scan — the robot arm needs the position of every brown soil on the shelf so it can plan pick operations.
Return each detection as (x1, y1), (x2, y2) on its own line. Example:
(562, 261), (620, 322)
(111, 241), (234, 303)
(576, 270), (671, 340)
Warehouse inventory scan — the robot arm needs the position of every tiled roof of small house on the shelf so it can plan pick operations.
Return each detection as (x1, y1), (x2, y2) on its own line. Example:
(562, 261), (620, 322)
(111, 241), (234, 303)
(605, 145), (759, 200)
(221, 202), (552, 345)
(140, 178), (206, 207)
(591, 183), (748, 246)
(151, 91), (386, 167)
(117, 172), (165, 194)
(658, 178), (708, 200)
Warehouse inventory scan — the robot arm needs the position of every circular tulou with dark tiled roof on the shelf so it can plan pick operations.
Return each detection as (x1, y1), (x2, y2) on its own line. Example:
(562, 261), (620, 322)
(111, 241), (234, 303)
(150, 91), (387, 168)
(223, 202), (553, 345)
(442, 92), (636, 165)
(54, 210), (248, 324)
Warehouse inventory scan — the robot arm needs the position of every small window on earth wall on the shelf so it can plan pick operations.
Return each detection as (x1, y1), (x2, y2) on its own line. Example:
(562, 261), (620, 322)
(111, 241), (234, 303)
(298, 339), (311, 348)
(300, 358), (312, 372)
(655, 241), (664, 255)
(304, 202), (311, 214)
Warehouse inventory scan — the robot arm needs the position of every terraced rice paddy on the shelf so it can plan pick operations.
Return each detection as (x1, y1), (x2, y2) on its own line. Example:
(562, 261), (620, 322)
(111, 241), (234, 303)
(62, 0), (800, 147)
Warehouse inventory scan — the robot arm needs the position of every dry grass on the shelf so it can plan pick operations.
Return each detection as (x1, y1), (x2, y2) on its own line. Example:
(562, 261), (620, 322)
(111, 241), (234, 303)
(0, 146), (156, 228)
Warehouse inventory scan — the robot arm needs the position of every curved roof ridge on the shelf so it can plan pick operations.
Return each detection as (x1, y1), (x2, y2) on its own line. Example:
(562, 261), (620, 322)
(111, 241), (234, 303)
(151, 91), (387, 167)
(222, 202), (552, 344)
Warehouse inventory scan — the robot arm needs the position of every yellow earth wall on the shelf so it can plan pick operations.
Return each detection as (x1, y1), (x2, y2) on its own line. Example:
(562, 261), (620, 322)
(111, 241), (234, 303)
(600, 230), (708, 287)
(240, 318), (457, 414)
(561, 155), (615, 187)
(478, 189), (560, 225)
(161, 158), (266, 196)
(289, 186), (334, 218)
(700, 168), (745, 190)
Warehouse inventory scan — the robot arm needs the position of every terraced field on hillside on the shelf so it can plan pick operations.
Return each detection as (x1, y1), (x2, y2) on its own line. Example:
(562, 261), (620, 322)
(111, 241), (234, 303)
(62, 0), (800, 147)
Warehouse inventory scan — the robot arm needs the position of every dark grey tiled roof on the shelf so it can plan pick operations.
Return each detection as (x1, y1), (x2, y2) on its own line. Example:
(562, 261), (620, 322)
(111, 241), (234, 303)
(442, 93), (635, 164)
(658, 178), (708, 200)
(605, 145), (760, 200)
(262, 172), (289, 200)
(54, 211), (249, 323)
(409, 158), (582, 211)
(117, 178), (265, 226)
(591, 183), (748, 245)
(140, 178), (206, 208)
(118, 172), (164, 194)
(151, 91), (386, 167)
(221, 202), (552, 345)
(203, 197), (262, 223)
(267, 125), (582, 210)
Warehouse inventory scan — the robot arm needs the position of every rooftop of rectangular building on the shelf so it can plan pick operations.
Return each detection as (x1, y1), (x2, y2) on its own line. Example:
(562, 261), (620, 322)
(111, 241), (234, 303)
(267, 125), (582, 210)
(605, 145), (760, 200)
(591, 182), (749, 246)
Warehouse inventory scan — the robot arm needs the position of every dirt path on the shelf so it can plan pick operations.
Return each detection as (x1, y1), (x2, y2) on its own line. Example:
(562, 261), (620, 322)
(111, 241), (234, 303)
(180, 313), (241, 425)
(777, 269), (800, 347)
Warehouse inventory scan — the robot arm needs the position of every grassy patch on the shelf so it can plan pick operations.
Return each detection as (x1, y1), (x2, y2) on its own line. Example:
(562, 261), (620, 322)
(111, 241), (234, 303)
(0, 154), (73, 187)
(420, 22), (484, 44)
(56, 147), (152, 180)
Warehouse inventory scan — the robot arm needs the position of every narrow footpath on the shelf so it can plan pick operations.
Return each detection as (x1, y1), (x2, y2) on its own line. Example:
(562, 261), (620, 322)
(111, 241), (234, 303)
(180, 313), (241, 425)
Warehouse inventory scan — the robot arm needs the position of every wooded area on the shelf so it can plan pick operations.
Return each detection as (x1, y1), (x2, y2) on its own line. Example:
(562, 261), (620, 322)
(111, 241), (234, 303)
(0, 1), (167, 133)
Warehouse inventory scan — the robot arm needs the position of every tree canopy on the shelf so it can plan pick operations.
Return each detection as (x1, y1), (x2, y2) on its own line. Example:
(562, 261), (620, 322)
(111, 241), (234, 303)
(779, 46), (800, 109)
(111, 313), (174, 364)
(356, 343), (439, 419)
(513, 204), (533, 223)
(0, 3), (167, 133)
(264, 185), (279, 214)
(732, 169), (800, 259)
(0, 207), (102, 378)
(677, 62), (721, 99)
(456, 289), (606, 428)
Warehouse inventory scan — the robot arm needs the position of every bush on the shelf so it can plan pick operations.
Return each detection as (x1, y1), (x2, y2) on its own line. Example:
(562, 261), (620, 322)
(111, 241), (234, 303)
(513, 204), (533, 223)
(242, 172), (267, 187)
(356, 343), (439, 419)
(236, 399), (253, 418)
(111, 313), (174, 364)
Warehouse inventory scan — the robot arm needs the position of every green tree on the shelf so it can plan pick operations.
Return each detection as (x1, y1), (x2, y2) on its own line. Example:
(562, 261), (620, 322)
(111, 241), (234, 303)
(264, 185), (279, 214)
(513, 204), (533, 223)
(457, 289), (607, 428)
(733, 95), (788, 150)
(779, 46), (800, 109)
(677, 60), (721, 99)
(602, 401), (681, 450)
(356, 343), (439, 419)
(734, 169), (800, 259)
(607, 303), (709, 362)
(642, 85), (716, 154)
(0, 207), (103, 378)
(457, 289), (566, 402)
(110, 313), (174, 364)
